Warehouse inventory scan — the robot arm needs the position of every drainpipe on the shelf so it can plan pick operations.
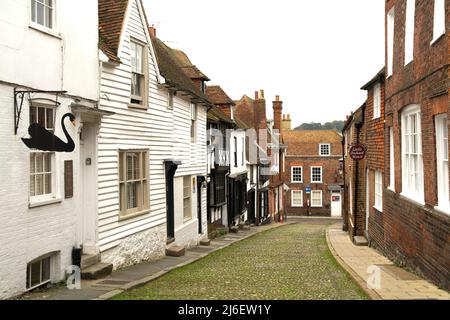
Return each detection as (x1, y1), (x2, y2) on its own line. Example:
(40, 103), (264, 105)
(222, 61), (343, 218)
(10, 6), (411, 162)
(341, 137), (348, 232)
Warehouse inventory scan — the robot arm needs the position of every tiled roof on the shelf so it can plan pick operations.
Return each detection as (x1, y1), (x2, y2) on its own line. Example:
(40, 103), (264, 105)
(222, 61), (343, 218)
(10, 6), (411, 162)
(151, 36), (211, 104)
(283, 130), (342, 143)
(283, 130), (342, 156)
(207, 106), (234, 124)
(206, 86), (235, 106)
(234, 95), (256, 129)
(98, 0), (130, 63)
(361, 67), (385, 90)
(181, 66), (210, 81)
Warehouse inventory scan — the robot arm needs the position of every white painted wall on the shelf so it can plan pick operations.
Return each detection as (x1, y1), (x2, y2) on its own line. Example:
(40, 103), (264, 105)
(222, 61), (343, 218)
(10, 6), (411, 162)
(97, 0), (169, 266)
(0, 0), (98, 100)
(0, 0), (99, 299)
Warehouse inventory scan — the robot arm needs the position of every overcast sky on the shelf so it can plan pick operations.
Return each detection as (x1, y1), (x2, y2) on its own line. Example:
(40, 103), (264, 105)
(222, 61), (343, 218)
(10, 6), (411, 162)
(143, 0), (385, 127)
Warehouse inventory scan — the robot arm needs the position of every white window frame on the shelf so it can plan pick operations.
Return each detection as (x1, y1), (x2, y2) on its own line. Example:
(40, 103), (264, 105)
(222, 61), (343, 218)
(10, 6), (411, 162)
(29, 103), (58, 206)
(311, 190), (323, 208)
(319, 144), (331, 156)
(373, 82), (381, 119)
(387, 7), (395, 77)
(401, 104), (424, 204)
(30, 0), (55, 31)
(432, 0), (445, 44)
(291, 190), (303, 207)
(26, 255), (52, 291)
(435, 114), (449, 213)
(291, 166), (303, 183)
(389, 127), (395, 191)
(404, 0), (415, 65)
(374, 170), (383, 212)
(311, 166), (323, 184)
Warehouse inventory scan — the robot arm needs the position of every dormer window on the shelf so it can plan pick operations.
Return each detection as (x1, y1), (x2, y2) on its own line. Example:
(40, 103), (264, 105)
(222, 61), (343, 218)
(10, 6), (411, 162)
(319, 144), (331, 156)
(31, 0), (54, 29)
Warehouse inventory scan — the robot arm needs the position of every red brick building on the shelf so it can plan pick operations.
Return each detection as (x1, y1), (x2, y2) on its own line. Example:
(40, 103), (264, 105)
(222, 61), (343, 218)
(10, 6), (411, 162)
(380, 0), (449, 290)
(342, 105), (368, 238)
(284, 129), (343, 217)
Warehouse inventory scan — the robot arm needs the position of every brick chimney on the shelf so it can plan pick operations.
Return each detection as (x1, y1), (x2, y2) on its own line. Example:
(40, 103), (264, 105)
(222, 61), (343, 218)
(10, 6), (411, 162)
(148, 25), (156, 37)
(282, 114), (292, 131)
(253, 89), (267, 131)
(273, 95), (283, 133)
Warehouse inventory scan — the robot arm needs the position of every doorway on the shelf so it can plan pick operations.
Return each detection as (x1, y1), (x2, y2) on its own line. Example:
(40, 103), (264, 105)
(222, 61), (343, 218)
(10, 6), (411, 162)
(330, 191), (342, 217)
(165, 161), (180, 243)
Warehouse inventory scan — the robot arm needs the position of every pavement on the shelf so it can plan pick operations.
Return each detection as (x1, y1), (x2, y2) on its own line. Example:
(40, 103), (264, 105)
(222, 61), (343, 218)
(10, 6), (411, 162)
(326, 224), (450, 300)
(19, 222), (286, 300)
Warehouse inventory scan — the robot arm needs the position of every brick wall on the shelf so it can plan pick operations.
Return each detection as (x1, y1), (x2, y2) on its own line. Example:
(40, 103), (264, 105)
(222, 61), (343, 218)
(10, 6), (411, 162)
(377, 0), (450, 290)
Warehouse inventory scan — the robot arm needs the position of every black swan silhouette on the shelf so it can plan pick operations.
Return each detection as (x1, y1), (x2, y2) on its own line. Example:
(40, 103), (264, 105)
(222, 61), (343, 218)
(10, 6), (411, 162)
(22, 113), (76, 152)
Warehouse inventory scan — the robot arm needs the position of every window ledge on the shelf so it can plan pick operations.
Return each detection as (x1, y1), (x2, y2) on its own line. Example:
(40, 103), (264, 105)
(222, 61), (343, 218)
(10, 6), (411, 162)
(29, 24), (61, 40)
(128, 103), (147, 110)
(29, 197), (62, 209)
(119, 209), (150, 222)
(400, 192), (425, 206)
(431, 33), (445, 46)
(373, 205), (383, 213)
(434, 205), (450, 216)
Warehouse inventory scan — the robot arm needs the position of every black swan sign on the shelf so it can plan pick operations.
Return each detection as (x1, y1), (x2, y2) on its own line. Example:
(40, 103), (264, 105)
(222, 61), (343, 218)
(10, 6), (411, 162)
(22, 113), (76, 152)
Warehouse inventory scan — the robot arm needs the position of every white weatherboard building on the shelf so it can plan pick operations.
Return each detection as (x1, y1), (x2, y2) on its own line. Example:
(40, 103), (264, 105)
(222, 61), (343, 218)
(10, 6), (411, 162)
(97, 0), (208, 269)
(0, 0), (102, 299)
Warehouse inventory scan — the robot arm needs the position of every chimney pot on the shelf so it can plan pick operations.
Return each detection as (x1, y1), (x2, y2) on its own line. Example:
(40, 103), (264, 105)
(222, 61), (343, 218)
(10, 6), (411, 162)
(275, 95), (280, 102)
(260, 90), (264, 99)
(255, 91), (259, 100)
(149, 25), (156, 37)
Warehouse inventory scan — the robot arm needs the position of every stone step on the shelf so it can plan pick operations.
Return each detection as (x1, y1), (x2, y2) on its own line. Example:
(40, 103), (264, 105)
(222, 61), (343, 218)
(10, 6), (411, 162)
(166, 245), (186, 257)
(229, 226), (239, 234)
(81, 263), (113, 280)
(354, 236), (369, 246)
(81, 254), (100, 270)
(200, 239), (211, 246)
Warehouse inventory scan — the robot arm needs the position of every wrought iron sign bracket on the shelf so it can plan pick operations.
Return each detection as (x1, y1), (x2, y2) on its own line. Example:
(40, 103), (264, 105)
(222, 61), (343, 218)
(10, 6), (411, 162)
(14, 89), (67, 135)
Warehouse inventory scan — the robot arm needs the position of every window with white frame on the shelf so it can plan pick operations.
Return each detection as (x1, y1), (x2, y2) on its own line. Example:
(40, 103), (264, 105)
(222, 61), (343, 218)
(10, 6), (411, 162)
(190, 103), (197, 142)
(432, 0), (445, 43)
(401, 105), (424, 202)
(435, 114), (449, 212)
(389, 127), (395, 190)
(374, 170), (383, 212)
(311, 167), (322, 183)
(291, 190), (303, 207)
(311, 190), (323, 207)
(26, 255), (51, 290)
(183, 176), (192, 221)
(119, 150), (149, 216)
(130, 40), (147, 106)
(319, 144), (331, 156)
(373, 83), (381, 119)
(387, 7), (395, 77)
(404, 0), (415, 65)
(291, 166), (303, 183)
(29, 104), (55, 200)
(31, 0), (54, 29)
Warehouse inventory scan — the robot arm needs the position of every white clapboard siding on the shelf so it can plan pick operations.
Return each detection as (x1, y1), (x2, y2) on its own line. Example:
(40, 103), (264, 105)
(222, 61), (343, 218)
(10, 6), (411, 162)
(97, 0), (171, 252)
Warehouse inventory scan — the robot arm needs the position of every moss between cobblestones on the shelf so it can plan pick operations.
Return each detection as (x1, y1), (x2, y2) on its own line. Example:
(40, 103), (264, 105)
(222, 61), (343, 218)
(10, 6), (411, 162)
(112, 223), (369, 300)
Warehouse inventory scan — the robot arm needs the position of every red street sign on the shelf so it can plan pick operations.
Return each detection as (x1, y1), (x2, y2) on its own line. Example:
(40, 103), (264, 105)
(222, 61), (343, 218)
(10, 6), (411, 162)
(349, 144), (366, 161)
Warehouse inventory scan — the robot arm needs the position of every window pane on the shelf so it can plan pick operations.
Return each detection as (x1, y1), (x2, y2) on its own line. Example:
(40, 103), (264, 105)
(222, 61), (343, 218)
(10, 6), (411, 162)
(136, 44), (143, 73)
(44, 173), (51, 194)
(38, 107), (45, 127)
(126, 154), (133, 180)
(35, 153), (43, 173)
(31, 0), (36, 23)
(45, 4), (52, 28)
(131, 73), (142, 97)
(41, 257), (50, 282)
(127, 182), (137, 209)
(46, 108), (53, 130)
(130, 42), (136, 71)
(30, 261), (41, 288)
(36, 1), (44, 26)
